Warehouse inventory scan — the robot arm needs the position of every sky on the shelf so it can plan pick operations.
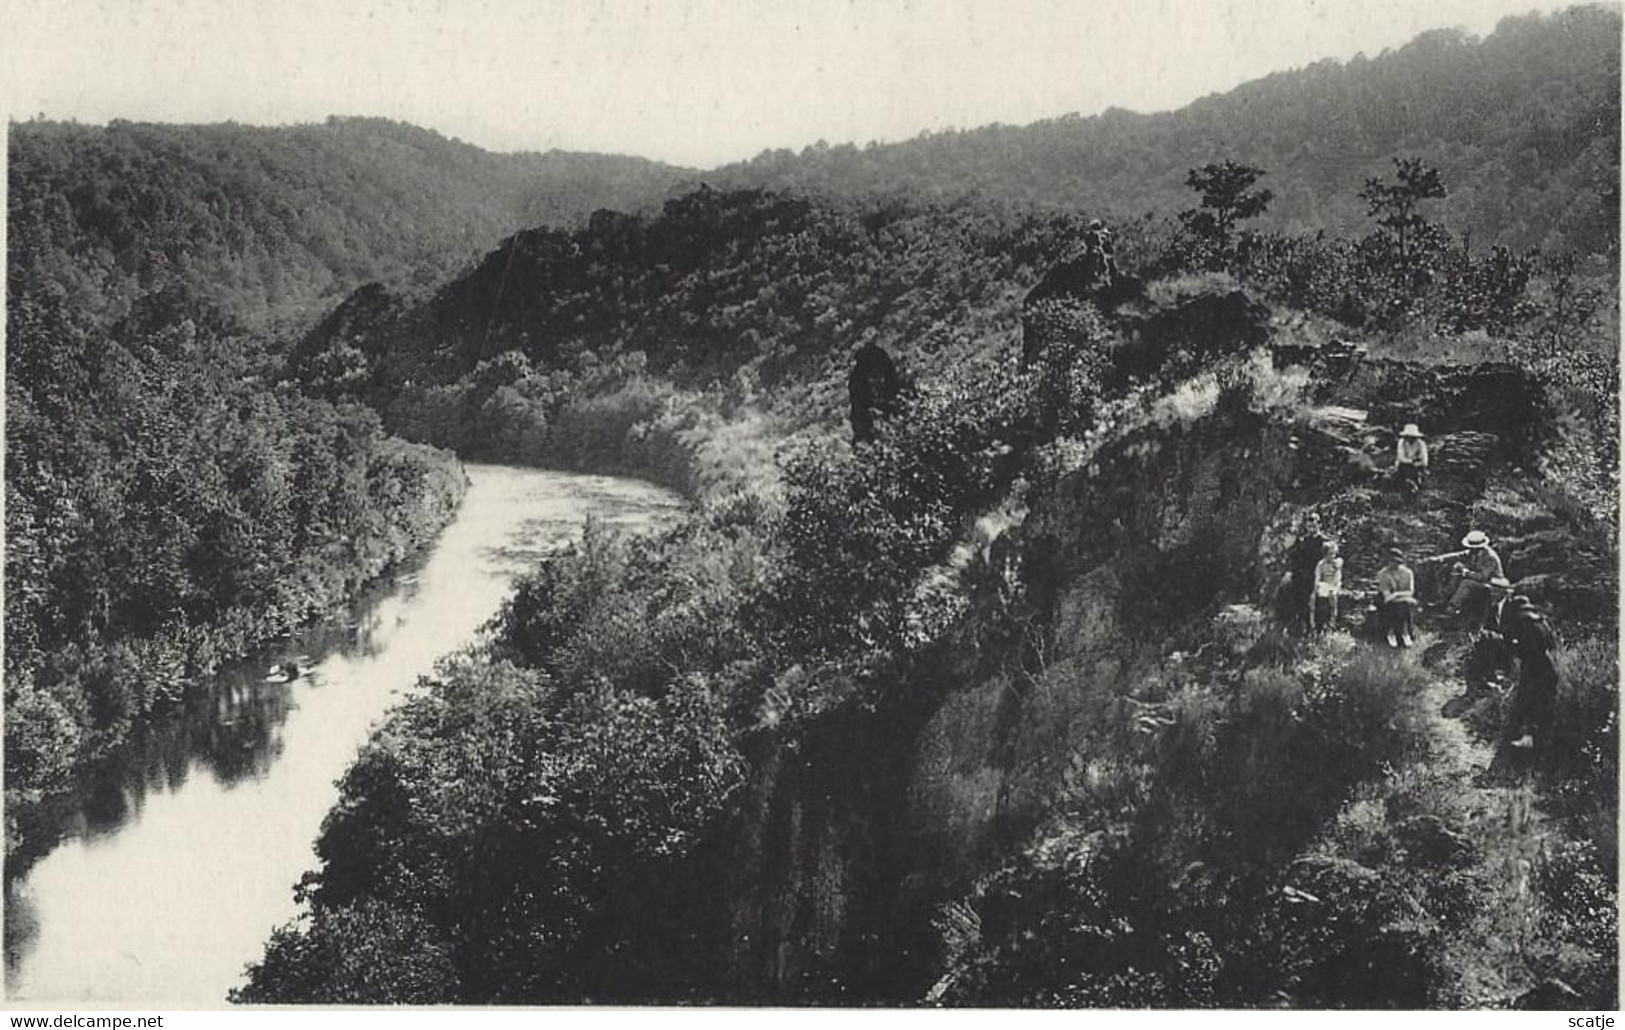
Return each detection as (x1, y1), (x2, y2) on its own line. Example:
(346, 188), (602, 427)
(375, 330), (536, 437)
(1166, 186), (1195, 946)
(4, 0), (1579, 168)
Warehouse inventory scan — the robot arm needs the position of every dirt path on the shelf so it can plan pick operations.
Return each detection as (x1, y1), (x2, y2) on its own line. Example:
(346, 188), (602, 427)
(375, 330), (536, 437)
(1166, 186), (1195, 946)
(1403, 629), (1555, 1006)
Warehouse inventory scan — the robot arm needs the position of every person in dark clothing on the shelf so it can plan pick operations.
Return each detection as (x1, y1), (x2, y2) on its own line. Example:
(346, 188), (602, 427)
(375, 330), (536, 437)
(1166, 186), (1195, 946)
(1275, 533), (1329, 636)
(848, 338), (904, 444)
(1503, 597), (1560, 749)
(1503, 595), (1558, 656)
(1082, 219), (1117, 287)
(1482, 576), (1515, 633)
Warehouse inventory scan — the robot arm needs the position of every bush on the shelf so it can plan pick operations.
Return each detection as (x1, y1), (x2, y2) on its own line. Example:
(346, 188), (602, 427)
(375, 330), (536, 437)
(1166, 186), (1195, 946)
(257, 655), (747, 1002)
(1152, 646), (1434, 868)
(1308, 649), (1435, 772)
(1545, 637), (1619, 866)
(931, 828), (1224, 1007)
(233, 901), (461, 1004)
(769, 351), (1037, 660)
(1550, 637), (1619, 780)
(1532, 837), (1619, 1008)
(1253, 854), (1453, 1007)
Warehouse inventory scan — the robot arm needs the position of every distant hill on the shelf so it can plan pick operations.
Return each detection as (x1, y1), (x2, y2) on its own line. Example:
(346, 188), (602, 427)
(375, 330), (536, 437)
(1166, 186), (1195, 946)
(10, 7), (1614, 333)
(707, 6), (1620, 262)
(7, 116), (691, 327)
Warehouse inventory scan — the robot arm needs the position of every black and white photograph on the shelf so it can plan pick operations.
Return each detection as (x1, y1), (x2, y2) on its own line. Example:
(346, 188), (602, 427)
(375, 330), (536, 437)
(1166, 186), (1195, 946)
(2, 0), (1619, 1014)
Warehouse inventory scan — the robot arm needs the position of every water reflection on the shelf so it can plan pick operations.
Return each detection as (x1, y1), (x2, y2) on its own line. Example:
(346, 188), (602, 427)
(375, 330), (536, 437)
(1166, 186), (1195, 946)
(47, 578), (415, 853)
(4, 466), (683, 1004)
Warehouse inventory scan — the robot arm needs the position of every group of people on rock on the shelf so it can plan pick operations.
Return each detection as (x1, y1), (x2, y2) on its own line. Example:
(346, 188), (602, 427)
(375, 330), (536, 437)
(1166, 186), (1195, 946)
(1291, 525), (1562, 752)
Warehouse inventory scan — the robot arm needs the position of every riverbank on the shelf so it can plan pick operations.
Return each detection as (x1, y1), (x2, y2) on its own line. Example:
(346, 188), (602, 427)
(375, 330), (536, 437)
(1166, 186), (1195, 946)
(383, 367), (786, 504)
(4, 438), (468, 866)
(239, 285), (1618, 1006)
(5, 466), (685, 1004)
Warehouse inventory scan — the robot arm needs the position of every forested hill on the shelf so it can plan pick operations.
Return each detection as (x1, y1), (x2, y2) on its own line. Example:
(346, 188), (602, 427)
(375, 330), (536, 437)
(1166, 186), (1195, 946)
(245, 191), (1621, 1006)
(707, 6), (1620, 262)
(7, 116), (691, 328)
(10, 7), (1612, 334)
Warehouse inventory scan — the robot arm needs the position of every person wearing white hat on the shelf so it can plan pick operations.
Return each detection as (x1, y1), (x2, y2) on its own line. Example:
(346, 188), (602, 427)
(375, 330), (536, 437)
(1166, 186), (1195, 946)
(1424, 530), (1505, 624)
(1394, 423), (1429, 490)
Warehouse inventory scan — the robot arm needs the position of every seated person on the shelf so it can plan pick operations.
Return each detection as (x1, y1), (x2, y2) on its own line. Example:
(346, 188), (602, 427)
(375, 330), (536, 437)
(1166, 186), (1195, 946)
(1394, 423), (1429, 487)
(1310, 540), (1344, 633)
(1375, 547), (1417, 647)
(1426, 530), (1504, 627)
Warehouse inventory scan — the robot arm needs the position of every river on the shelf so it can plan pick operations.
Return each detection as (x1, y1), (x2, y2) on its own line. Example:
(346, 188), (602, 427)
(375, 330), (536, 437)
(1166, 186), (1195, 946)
(3, 465), (685, 1005)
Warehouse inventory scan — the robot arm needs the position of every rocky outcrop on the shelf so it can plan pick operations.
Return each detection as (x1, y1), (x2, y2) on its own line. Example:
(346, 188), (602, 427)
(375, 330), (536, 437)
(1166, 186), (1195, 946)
(708, 345), (1611, 1004)
(1022, 277), (1268, 388)
(1111, 288), (1272, 384)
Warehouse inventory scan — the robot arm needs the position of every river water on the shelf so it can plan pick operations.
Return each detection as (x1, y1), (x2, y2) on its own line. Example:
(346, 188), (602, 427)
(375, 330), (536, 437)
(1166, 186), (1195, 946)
(3, 465), (685, 1005)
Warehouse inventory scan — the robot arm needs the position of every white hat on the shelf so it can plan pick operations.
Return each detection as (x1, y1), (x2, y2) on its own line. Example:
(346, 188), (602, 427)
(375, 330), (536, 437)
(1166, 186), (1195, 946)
(1400, 424), (1424, 438)
(1461, 530), (1490, 549)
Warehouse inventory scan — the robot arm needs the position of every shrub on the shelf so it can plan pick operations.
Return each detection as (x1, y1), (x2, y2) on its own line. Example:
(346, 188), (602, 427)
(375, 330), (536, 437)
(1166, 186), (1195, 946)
(1532, 837), (1619, 1008)
(1253, 854), (1452, 1007)
(769, 350), (1036, 660)
(234, 901), (461, 1004)
(932, 828), (1223, 1008)
(1307, 649), (1435, 772)
(1154, 647), (1433, 867)
(1545, 637), (1620, 866)
(261, 655), (746, 1003)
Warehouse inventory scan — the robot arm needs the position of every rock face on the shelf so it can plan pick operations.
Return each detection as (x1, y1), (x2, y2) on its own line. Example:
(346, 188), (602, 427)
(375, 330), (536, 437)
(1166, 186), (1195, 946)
(1300, 352), (1557, 466)
(909, 393), (1330, 875)
(709, 343), (1609, 1003)
(714, 388), (1347, 1000)
(713, 708), (943, 1002)
(1111, 288), (1273, 384)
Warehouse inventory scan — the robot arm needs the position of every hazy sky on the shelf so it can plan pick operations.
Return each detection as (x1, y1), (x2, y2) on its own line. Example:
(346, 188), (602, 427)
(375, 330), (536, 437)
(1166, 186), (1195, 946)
(6, 0), (1576, 167)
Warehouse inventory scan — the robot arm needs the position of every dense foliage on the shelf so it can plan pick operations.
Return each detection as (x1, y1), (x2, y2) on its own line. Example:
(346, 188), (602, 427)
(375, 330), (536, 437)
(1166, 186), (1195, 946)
(8, 116), (687, 328)
(233, 654), (746, 1003)
(712, 8), (1619, 266)
(9, 5), (1614, 1007)
(4, 285), (467, 856)
(243, 149), (1616, 1002)
(284, 186), (1093, 494)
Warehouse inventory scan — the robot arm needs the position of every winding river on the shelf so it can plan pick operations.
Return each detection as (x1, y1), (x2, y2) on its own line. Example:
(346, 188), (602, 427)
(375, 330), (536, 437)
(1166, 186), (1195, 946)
(4, 465), (685, 1005)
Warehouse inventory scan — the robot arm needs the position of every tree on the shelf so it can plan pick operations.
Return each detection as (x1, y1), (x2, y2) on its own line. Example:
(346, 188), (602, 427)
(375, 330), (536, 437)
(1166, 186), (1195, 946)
(1179, 162), (1275, 255)
(1358, 158), (1448, 276)
(1536, 252), (1605, 350)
